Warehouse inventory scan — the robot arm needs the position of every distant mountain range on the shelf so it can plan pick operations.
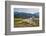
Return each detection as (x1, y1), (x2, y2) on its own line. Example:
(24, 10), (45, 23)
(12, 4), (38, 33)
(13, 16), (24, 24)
(14, 12), (39, 18)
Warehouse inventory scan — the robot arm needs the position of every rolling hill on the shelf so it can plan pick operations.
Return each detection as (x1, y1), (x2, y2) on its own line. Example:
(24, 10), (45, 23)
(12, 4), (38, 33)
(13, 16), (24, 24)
(14, 12), (39, 18)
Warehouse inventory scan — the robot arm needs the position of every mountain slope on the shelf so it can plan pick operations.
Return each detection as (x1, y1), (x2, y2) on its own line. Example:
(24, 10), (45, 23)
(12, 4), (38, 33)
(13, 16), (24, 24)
(14, 12), (39, 18)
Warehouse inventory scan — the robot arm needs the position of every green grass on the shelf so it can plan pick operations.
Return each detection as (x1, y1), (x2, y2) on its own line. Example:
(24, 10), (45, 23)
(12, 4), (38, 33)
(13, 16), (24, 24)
(14, 18), (39, 27)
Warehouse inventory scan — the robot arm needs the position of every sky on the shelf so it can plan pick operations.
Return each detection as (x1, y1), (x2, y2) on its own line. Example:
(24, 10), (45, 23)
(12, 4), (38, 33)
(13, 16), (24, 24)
(14, 8), (39, 14)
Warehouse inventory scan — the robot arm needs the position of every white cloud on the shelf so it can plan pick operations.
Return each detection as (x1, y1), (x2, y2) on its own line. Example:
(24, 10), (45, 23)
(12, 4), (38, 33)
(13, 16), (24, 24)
(14, 8), (39, 14)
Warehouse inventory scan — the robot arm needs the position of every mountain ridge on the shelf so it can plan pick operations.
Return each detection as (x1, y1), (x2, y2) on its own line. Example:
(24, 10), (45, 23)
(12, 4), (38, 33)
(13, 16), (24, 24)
(14, 12), (39, 18)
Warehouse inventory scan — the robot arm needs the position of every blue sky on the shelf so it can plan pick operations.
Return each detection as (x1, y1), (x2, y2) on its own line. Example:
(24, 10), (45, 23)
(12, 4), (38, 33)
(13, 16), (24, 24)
(14, 8), (39, 14)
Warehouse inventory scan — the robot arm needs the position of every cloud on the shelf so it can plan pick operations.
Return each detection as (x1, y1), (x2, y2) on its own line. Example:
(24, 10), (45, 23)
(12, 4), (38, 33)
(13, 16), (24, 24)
(14, 8), (39, 14)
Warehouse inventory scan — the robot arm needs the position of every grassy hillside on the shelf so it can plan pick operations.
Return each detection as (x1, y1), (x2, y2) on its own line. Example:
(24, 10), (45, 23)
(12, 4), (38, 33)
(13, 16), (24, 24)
(14, 17), (39, 27)
(14, 12), (39, 27)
